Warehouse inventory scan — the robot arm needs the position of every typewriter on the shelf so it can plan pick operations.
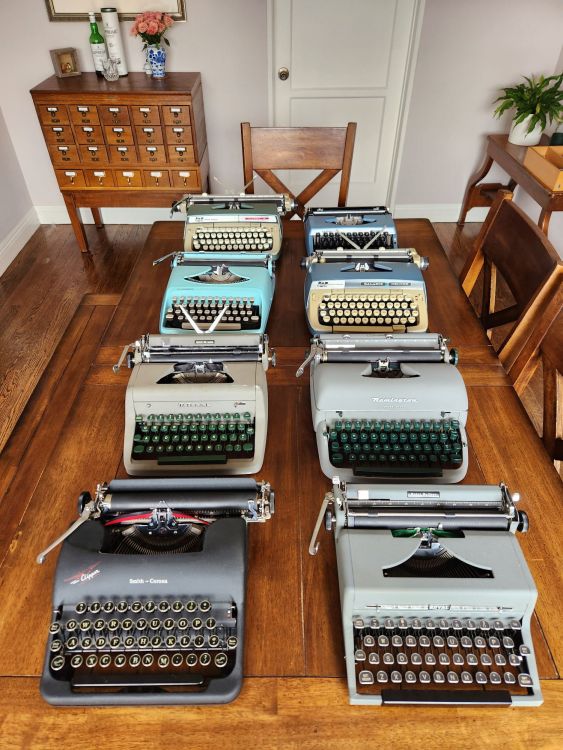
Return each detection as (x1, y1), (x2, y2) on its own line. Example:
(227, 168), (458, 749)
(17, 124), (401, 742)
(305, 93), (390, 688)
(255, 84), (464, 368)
(304, 206), (398, 255)
(37, 477), (274, 706)
(297, 333), (467, 483)
(115, 333), (273, 476)
(303, 249), (429, 334)
(157, 257), (275, 335)
(171, 193), (295, 260)
(309, 480), (542, 707)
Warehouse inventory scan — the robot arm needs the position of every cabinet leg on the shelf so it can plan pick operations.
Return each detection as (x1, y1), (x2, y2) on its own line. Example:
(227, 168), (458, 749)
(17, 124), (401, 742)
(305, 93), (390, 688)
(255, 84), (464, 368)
(91, 207), (104, 228)
(63, 193), (89, 253)
(538, 209), (551, 235)
(457, 154), (494, 226)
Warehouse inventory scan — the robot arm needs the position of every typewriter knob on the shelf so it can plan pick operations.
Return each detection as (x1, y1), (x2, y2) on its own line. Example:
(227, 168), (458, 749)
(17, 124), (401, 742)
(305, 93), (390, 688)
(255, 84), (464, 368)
(268, 348), (277, 368)
(324, 509), (335, 532)
(448, 348), (459, 366)
(516, 510), (529, 534)
(77, 492), (92, 514)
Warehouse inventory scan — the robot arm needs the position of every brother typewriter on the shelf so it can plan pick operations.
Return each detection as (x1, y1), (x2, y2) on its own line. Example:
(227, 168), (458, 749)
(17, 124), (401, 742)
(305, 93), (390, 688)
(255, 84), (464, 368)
(115, 333), (274, 475)
(156, 256), (275, 335)
(171, 193), (295, 260)
(37, 477), (274, 706)
(310, 480), (541, 707)
(297, 333), (467, 483)
(303, 248), (429, 334)
(304, 206), (398, 255)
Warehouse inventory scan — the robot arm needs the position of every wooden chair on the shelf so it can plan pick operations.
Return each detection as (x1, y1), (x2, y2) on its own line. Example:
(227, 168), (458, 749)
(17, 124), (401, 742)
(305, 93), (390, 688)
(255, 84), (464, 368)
(459, 191), (562, 373)
(241, 122), (356, 218)
(540, 310), (563, 462)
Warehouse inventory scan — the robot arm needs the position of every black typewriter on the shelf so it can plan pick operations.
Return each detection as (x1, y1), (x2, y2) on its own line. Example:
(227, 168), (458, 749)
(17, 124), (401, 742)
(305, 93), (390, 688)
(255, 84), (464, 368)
(37, 478), (273, 706)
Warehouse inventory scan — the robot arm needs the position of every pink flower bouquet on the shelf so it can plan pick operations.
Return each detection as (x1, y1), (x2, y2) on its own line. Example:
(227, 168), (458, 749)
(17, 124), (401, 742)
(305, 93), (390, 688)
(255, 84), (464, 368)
(130, 11), (174, 48)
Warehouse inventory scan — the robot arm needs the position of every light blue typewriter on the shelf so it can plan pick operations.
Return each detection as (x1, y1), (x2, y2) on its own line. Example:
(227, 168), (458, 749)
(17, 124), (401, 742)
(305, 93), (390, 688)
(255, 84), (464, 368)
(157, 257), (275, 335)
(304, 206), (398, 255)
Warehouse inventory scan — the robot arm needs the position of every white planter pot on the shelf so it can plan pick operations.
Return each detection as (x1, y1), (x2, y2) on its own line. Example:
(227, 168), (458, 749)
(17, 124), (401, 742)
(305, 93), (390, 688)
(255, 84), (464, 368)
(508, 115), (543, 146)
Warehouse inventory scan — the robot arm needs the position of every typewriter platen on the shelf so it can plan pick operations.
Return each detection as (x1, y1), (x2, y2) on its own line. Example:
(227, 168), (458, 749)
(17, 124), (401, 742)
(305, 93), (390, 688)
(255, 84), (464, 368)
(297, 333), (467, 483)
(158, 257), (275, 335)
(310, 480), (541, 707)
(115, 333), (273, 475)
(37, 477), (273, 706)
(304, 206), (398, 254)
(172, 193), (294, 260)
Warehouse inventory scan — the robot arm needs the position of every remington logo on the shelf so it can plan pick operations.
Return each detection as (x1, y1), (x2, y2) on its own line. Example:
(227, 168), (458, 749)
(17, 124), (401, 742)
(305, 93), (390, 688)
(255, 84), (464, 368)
(178, 402), (209, 408)
(372, 396), (417, 404)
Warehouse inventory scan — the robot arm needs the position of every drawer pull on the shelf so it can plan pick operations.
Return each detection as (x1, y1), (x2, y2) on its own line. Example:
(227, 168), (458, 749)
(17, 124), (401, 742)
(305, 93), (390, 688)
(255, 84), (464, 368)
(64, 170), (77, 184)
(47, 107), (59, 113)
(58, 146), (69, 152)
(150, 171), (162, 177)
(175, 147), (186, 153)
(173, 128), (184, 136)
(88, 146), (99, 152)
(113, 127), (124, 133)
(52, 127), (63, 133)
(139, 107), (151, 113)
(179, 170), (191, 186)
(94, 171), (106, 178)
(147, 146), (157, 153)
(117, 146), (128, 152)
(170, 107), (181, 114)
(122, 171), (135, 177)
(83, 127), (93, 133)
(77, 106), (90, 113)
(143, 127), (154, 134)
(109, 107), (120, 113)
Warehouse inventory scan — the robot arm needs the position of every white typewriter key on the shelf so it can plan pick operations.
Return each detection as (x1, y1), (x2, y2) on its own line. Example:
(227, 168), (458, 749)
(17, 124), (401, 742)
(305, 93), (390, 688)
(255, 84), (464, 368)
(227, 636), (238, 650)
(405, 635), (417, 648)
(490, 671), (502, 684)
(466, 619), (477, 631)
(116, 601), (128, 613)
(475, 671), (488, 684)
(398, 618), (408, 630)
(504, 672), (516, 685)
(519, 644), (531, 656)
(439, 654), (450, 666)
(384, 618), (394, 629)
(495, 654), (507, 666)
(49, 622), (61, 635)
(214, 653), (228, 668)
(193, 635), (205, 649)
(70, 654), (83, 669)
(438, 619), (449, 630)
(80, 619), (91, 632)
(493, 620), (504, 631)
(96, 637), (107, 649)
(419, 635), (431, 648)
(171, 653), (183, 667)
(419, 671), (431, 684)
(358, 670), (374, 686)
(50, 655), (65, 671)
(66, 637), (79, 650)
(124, 636), (136, 649)
(129, 654), (142, 668)
(425, 653), (436, 666)
(368, 653), (380, 665)
(509, 653), (522, 666)
(158, 601), (170, 613)
(363, 635), (375, 648)
(391, 671), (402, 684)
(158, 654), (170, 669)
(433, 670), (446, 684)
(481, 654), (492, 666)
(85, 654), (98, 668)
(411, 653), (422, 665)
(488, 636), (500, 648)
(479, 619), (491, 631)
(186, 653), (198, 667)
(108, 619), (119, 632)
(391, 635), (403, 648)
(453, 654), (464, 666)
(397, 653), (408, 665)
(467, 654), (478, 666)
(503, 636), (515, 649)
(510, 619), (522, 630)
(177, 617), (189, 631)
(179, 636), (191, 648)
(405, 671), (417, 684)
(199, 653), (212, 667)
(474, 636), (486, 649)
(99, 654), (112, 669)
(461, 636), (472, 649)
(447, 636), (459, 648)
(142, 653), (154, 668)
(518, 673), (533, 687)
(452, 619), (463, 630)
(461, 671), (473, 684)
(355, 649), (366, 662)
(50, 639), (63, 653)
(383, 653), (394, 665)
(377, 634), (389, 647)
(192, 617), (203, 630)
(353, 618), (365, 630)
(376, 671), (388, 684)
(447, 671), (459, 684)
(131, 601), (143, 614)
(208, 635), (220, 648)
(433, 635), (445, 648)
(102, 601), (114, 614)
(122, 618), (134, 631)
(75, 602), (87, 615)
(163, 618), (175, 631)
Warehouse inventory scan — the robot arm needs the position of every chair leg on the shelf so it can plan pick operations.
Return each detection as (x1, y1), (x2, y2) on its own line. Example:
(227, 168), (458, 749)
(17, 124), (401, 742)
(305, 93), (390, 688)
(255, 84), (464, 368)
(542, 356), (558, 460)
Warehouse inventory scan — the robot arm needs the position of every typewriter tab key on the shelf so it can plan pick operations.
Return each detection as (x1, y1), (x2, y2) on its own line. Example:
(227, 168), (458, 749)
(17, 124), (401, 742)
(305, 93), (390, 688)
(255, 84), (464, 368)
(50, 639), (63, 653)
(353, 618), (364, 630)
(49, 622), (61, 635)
(519, 644), (531, 656)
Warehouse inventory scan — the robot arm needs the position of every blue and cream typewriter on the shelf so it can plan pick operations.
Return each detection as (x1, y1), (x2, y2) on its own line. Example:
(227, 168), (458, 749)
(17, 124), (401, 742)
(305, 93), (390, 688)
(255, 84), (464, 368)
(37, 477), (274, 706)
(297, 333), (467, 483)
(114, 333), (274, 476)
(310, 480), (542, 707)
(303, 249), (429, 334)
(304, 206), (398, 255)
(157, 257), (275, 335)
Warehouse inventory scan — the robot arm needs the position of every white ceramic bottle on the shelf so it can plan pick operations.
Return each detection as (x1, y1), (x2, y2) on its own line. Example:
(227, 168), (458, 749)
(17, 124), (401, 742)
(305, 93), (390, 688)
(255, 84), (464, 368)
(100, 7), (128, 76)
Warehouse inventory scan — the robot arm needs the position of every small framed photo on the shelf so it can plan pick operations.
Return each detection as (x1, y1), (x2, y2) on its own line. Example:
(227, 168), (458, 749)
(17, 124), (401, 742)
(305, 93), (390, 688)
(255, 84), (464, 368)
(50, 47), (81, 78)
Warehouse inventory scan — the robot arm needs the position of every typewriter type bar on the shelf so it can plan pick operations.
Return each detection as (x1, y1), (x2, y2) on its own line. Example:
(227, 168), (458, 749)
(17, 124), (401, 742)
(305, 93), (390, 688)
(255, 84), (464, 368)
(38, 478), (273, 706)
(309, 481), (542, 707)
(305, 248), (429, 269)
(304, 206), (398, 254)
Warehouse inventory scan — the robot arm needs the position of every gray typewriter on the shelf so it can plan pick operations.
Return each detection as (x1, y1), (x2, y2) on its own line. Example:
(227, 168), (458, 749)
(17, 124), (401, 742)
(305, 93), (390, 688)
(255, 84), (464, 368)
(297, 333), (467, 483)
(115, 333), (274, 475)
(37, 477), (273, 705)
(309, 480), (541, 707)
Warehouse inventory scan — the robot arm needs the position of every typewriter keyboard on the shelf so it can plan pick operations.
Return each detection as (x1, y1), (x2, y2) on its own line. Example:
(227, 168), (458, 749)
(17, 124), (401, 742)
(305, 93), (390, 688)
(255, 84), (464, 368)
(192, 229), (273, 253)
(164, 297), (261, 331)
(352, 616), (536, 703)
(47, 598), (238, 692)
(132, 413), (256, 465)
(317, 293), (419, 331)
(313, 230), (395, 250)
(327, 419), (463, 477)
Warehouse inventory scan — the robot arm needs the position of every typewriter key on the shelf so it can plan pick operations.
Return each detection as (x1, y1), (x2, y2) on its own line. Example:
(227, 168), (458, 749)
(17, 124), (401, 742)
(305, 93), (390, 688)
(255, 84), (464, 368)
(354, 649), (366, 662)
(131, 601), (143, 614)
(425, 653), (436, 666)
(214, 653), (228, 668)
(108, 619), (119, 632)
(193, 635), (205, 649)
(405, 671), (416, 684)
(49, 622), (61, 635)
(208, 635), (220, 648)
(66, 637), (79, 650)
(411, 653), (422, 665)
(186, 600), (197, 613)
(186, 653), (198, 667)
(383, 653), (394, 665)
(75, 602), (87, 615)
(391, 671), (402, 684)
(151, 636), (163, 649)
(124, 636), (135, 649)
(122, 618), (134, 631)
(227, 636), (238, 650)
(149, 618), (161, 631)
(172, 653), (183, 667)
(419, 670), (431, 684)
(519, 644), (532, 656)
(102, 601), (115, 614)
(172, 600), (183, 613)
(376, 671), (388, 684)
(96, 637), (107, 649)
(368, 653), (379, 665)
(129, 654), (142, 668)
(89, 601), (101, 614)
(142, 653), (154, 668)
(199, 653), (211, 667)
(110, 636), (121, 649)
(65, 619), (78, 632)
(397, 653), (408, 665)
(114, 654), (127, 669)
(70, 654), (83, 669)
(166, 636), (177, 648)
(144, 601), (156, 613)
(475, 671), (488, 685)
(433, 670), (446, 684)
(85, 654), (98, 668)
(504, 672), (516, 685)
(138, 636), (149, 648)
(50, 655), (65, 671)
(192, 617), (203, 630)
(467, 654), (478, 666)
(99, 654), (112, 669)
(439, 654), (450, 666)
(50, 639), (63, 653)
(358, 670), (374, 685)
(158, 601), (171, 613)
(461, 671), (473, 684)
(495, 654), (507, 666)
(82, 637), (93, 650)
(163, 618), (175, 631)
(502, 636), (515, 649)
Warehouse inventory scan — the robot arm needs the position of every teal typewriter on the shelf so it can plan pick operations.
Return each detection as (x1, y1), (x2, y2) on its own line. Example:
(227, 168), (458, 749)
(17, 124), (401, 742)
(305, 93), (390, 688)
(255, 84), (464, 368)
(114, 333), (274, 476)
(156, 257), (275, 335)
(310, 480), (542, 707)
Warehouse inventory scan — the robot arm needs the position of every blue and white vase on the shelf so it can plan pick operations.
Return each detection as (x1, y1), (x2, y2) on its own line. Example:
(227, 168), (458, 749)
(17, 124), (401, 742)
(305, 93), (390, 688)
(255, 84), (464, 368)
(147, 45), (166, 79)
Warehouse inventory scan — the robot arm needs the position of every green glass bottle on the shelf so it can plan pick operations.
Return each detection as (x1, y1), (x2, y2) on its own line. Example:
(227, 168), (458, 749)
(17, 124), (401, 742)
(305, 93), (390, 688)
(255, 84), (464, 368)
(88, 12), (107, 77)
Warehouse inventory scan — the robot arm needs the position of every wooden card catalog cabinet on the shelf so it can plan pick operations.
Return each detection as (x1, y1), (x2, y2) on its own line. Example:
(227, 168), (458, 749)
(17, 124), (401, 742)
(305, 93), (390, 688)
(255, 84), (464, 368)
(31, 73), (209, 252)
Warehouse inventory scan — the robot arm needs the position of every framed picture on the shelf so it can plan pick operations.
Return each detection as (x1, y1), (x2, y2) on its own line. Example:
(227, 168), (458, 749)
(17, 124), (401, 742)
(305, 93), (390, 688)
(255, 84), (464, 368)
(44, 1), (186, 22)
(50, 48), (81, 78)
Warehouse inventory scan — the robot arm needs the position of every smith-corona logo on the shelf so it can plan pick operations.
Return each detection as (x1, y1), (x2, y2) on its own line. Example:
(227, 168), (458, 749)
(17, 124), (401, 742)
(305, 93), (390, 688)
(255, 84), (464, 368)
(372, 396), (417, 404)
(64, 563), (101, 585)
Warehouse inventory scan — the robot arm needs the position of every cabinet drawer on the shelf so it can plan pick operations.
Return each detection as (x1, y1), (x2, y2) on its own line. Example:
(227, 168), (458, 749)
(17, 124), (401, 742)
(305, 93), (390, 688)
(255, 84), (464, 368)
(79, 144), (110, 165)
(56, 169), (86, 188)
(38, 105), (69, 125)
(69, 104), (100, 126)
(165, 125), (193, 145)
(136, 125), (164, 145)
(43, 124), (75, 145)
(85, 169), (115, 188)
(109, 145), (138, 164)
(162, 105), (191, 125)
(104, 125), (135, 145)
(139, 144), (167, 164)
(132, 105), (161, 125)
(49, 144), (80, 165)
(115, 169), (143, 188)
(168, 145), (195, 164)
(99, 105), (130, 125)
(75, 125), (105, 145)
(144, 170), (171, 188)
(171, 169), (200, 190)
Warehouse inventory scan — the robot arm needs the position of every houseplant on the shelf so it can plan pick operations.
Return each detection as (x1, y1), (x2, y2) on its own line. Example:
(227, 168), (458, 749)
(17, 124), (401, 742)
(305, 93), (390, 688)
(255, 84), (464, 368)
(130, 11), (175, 78)
(493, 73), (563, 146)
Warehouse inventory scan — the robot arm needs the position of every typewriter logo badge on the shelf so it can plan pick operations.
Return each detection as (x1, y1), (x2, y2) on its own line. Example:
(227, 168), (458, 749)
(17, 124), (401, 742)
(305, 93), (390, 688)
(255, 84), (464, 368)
(64, 563), (101, 586)
(372, 396), (417, 404)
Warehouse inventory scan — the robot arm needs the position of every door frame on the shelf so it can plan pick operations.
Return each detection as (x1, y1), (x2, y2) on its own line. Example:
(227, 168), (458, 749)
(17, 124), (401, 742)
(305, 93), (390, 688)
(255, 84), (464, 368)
(265, 0), (426, 210)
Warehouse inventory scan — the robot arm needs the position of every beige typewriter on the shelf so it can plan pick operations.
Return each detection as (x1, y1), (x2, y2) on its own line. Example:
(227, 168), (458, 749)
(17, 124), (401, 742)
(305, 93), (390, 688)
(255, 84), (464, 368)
(114, 334), (274, 476)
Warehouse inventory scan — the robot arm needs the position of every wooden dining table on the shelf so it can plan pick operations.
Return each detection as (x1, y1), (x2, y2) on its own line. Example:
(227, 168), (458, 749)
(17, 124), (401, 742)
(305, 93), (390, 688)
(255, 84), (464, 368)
(0, 219), (561, 750)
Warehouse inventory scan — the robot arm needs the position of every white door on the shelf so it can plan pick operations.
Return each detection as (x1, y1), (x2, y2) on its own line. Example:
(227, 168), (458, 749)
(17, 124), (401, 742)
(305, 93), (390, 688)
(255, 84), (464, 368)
(269, 0), (423, 207)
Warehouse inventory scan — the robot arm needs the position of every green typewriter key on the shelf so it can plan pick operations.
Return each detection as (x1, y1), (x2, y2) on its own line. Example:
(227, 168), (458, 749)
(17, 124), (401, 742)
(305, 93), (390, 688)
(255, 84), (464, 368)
(243, 443), (253, 452)
(334, 421), (343, 432)
(218, 423), (226, 433)
(133, 445), (144, 454)
(350, 432), (359, 443)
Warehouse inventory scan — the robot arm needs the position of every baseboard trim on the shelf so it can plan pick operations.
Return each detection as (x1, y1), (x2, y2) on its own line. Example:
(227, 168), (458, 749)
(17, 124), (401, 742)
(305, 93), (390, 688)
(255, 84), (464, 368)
(35, 205), (184, 225)
(0, 207), (40, 276)
(394, 204), (489, 223)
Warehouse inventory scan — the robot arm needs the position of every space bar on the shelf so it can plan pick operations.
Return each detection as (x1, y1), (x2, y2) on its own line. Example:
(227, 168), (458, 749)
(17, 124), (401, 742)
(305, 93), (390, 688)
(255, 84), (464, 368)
(158, 455), (227, 465)
(354, 466), (443, 477)
(72, 673), (205, 689)
(381, 689), (512, 705)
